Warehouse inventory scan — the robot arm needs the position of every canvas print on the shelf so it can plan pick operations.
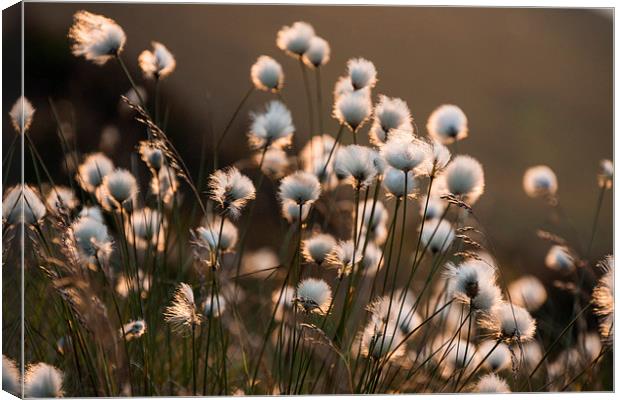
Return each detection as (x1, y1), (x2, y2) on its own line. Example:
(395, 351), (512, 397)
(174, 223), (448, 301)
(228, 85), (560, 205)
(1, 2), (614, 397)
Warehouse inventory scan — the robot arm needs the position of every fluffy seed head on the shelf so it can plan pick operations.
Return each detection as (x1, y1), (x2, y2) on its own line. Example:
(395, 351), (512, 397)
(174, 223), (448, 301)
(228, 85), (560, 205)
(478, 340), (511, 372)
(79, 206), (104, 223)
(508, 275), (547, 312)
(195, 218), (239, 254)
(276, 21), (315, 56)
(203, 294), (227, 318)
(125, 208), (165, 251)
(382, 167), (417, 199)
(251, 55), (284, 92)
(369, 95), (413, 145)
(334, 145), (378, 188)
(151, 165), (179, 204)
(71, 216), (112, 263)
(24, 363), (63, 398)
(544, 245), (575, 273)
(281, 200), (310, 224)
(97, 169), (138, 211)
(445, 260), (501, 312)
(381, 136), (432, 173)
(426, 104), (468, 144)
(295, 278), (332, 315)
(46, 186), (79, 215)
(122, 320), (146, 340)
(164, 283), (201, 334)
(302, 36), (330, 68)
(480, 303), (536, 343)
(302, 233), (336, 265)
(9, 95), (35, 133)
(299, 134), (338, 185)
(333, 90), (372, 132)
(475, 373), (511, 393)
(360, 321), (406, 361)
(438, 155), (485, 204)
(278, 171), (321, 205)
(76, 153), (114, 192)
(2, 355), (20, 396)
(419, 194), (447, 220)
(592, 256), (614, 341)
(249, 101), (295, 150)
(347, 58), (377, 90)
(208, 167), (256, 219)
(138, 41), (176, 79)
(326, 240), (363, 277)
(69, 10), (126, 65)
(138, 140), (164, 172)
(257, 148), (289, 178)
(598, 159), (613, 189)
(2, 185), (46, 225)
(423, 140), (452, 177)
(421, 218), (455, 254)
(523, 165), (558, 198)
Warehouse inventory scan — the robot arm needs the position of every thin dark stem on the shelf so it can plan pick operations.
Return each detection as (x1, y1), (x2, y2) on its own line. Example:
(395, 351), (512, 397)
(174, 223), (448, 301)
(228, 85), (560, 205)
(299, 57), (315, 135)
(214, 86), (254, 170)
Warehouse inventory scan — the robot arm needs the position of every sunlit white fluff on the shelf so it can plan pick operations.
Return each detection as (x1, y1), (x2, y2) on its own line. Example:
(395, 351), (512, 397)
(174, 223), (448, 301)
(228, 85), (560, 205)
(71, 216), (112, 263)
(2, 355), (20, 396)
(97, 169), (138, 211)
(422, 140), (452, 177)
(194, 218), (239, 254)
(419, 194), (447, 220)
(303, 233), (336, 265)
(544, 245), (575, 273)
(508, 275), (547, 312)
(278, 171), (321, 205)
(334, 145), (378, 188)
(9, 95), (35, 133)
(357, 200), (389, 245)
(281, 200), (310, 223)
(46, 186), (79, 215)
(257, 147), (289, 178)
(420, 218), (455, 254)
(295, 278), (332, 315)
(326, 240), (363, 277)
(445, 260), (501, 312)
(382, 167), (417, 199)
(251, 55), (284, 92)
(333, 90), (372, 132)
(76, 153), (114, 193)
(368, 95), (413, 145)
(480, 302), (536, 343)
(299, 134), (338, 186)
(79, 206), (104, 223)
(302, 36), (330, 68)
(592, 255), (614, 341)
(478, 340), (511, 372)
(164, 283), (201, 334)
(369, 291), (421, 336)
(138, 140), (164, 172)
(68, 10), (126, 65)
(150, 165), (179, 204)
(598, 159), (613, 189)
(203, 294), (227, 318)
(381, 136), (432, 173)
(249, 101), (295, 150)
(24, 363), (63, 398)
(2, 185), (46, 225)
(475, 373), (511, 393)
(347, 58), (377, 90)
(276, 21), (315, 56)
(426, 104), (468, 144)
(208, 167), (256, 219)
(121, 320), (146, 340)
(438, 155), (485, 204)
(360, 242), (383, 276)
(138, 41), (176, 79)
(360, 320), (406, 361)
(523, 165), (558, 198)
(125, 207), (165, 251)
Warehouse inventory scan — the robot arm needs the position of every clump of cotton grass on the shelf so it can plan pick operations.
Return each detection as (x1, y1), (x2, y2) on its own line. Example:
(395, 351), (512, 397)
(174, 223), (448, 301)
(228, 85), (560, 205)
(278, 171), (321, 206)
(164, 283), (201, 334)
(24, 363), (63, 398)
(45, 186), (79, 215)
(368, 95), (413, 145)
(333, 90), (372, 133)
(544, 245), (575, 273)
(249, 100), (295, 150)
(426, 104), (468, 144)
(276, 21), (315, 57)
(477, 340), (511, 372)
(523, 165), (558, 199)
(360, 320), (406, 361)
(420, 218), (455, 254)
(592, 255), (614, 341)
(382, 167), (417, 199)
(251, 56), (284, 92)
(281, 200), (310, 224)
(9, 95), (35, 133)
(97, 168), (138, 211)
(2, 355), (20, 396)
(445, 260), (501, 312)
(121, 320), (146, 341)
(138, 140), (164, 172)
(208, 167), (256, 219)
(294, 278), (332, 315)
(437, 155), (485, 205)
(125, 207), (165, 251)
(68, 10), (126, 65)
(475, 373), (511, 393)
(70, 216), (112, 264)
(76, 152), (114, 193)
(381, 136), (432, 174)
(192, 218), (239, 268)
(479, 303), (536, 344)
(326, 240), (363, 277)
(598, 159), (613, 189)
(334, 145), (378, 188)
(302, 36), (330, 68)
(256, 148), (289, 179)
(138, 41), (176, 79)
(508, 275), (547, 312)
(347, 58), (377, 90)
(150, 165), (179, 204)
(419, 194), (447, 220)
(357, 200), (389, 245)
(302, 233), (336, 266)
(2, 185), (46, 225)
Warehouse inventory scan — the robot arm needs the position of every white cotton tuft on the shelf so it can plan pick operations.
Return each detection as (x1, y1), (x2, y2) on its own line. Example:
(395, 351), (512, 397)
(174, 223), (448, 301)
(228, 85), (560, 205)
(249, 101), (295, 150)
(334, 145), (378, 188)
(438, 155), (485, 205)
(251, 55), (284, 92)
(24, 363), (64, 398)
(420, 218), (455, 254)
(302, 36), (330, 68)
(2, 185), (46, 225)
(333, 90), (372, 132)
(347, 58), (377, 90)
(138, 41), (176, 79)
(208, 167), (256, 219)
(544, 245), (575, 273)
(276, 21), (315, 57)
(426, 104), (468, 144)
(69, 10), (126, 65)
(295, 278), (332, 315)
(9, 95), (35, 133)
(523, 165), (558, 198)
(303, 233), (336, 265)
(508, 275), (547, 312)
